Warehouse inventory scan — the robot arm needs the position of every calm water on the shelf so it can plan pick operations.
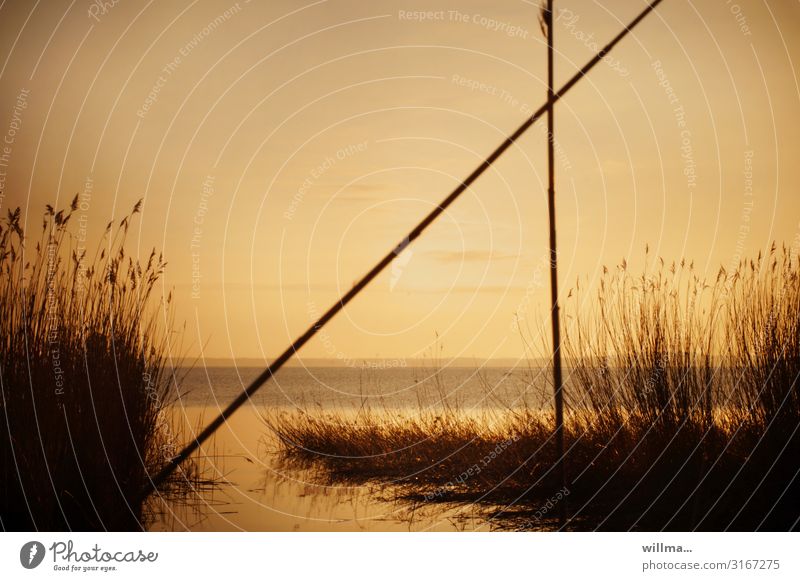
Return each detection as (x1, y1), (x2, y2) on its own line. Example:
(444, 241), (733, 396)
(151, 366), (550, 531)
(170, 365), (552, 410)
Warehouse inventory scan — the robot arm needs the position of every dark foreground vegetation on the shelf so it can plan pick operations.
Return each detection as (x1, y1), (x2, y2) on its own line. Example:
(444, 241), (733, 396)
(0, 200), (201, 531)
(269, 247), (800, 531)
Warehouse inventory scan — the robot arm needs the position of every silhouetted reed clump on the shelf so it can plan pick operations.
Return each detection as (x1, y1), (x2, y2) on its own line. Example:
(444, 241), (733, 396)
(559, 246), (798, 530)
(269, 246), (799, 531)
(0, 199), (196, 531)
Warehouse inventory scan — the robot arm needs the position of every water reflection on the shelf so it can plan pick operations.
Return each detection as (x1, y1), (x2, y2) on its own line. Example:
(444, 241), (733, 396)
(148, 405), (490, 531)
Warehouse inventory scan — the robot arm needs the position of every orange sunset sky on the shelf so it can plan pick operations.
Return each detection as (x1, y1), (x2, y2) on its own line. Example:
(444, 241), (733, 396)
(0, 0), (798, 362)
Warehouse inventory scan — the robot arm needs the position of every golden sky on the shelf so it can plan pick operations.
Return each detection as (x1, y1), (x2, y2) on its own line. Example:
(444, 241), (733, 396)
(0, 0), (798, 362)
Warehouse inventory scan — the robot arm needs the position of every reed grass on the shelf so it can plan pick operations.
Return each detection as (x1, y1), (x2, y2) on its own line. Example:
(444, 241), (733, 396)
(268, 246), (799, 530)
(0, 199), (201, 531)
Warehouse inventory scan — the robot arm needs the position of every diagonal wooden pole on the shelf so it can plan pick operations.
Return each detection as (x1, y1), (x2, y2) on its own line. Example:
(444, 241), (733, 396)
(142, 0), (665, 499)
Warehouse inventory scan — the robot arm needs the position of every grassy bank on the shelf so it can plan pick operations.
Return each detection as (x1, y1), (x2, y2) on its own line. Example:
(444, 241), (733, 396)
(268, 247), (800, 531)
(0, 200), (199, 531)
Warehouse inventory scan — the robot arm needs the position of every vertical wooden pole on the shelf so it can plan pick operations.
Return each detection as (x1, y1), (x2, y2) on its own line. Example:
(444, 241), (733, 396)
(545, 0), (567, 528)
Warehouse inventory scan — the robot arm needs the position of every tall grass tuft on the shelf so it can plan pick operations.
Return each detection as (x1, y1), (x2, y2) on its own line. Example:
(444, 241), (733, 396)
(0, 199), (192, 530)
(724, 244), (800, 425)
(565, 251), (718, 428)
(558, 247), (798, 530)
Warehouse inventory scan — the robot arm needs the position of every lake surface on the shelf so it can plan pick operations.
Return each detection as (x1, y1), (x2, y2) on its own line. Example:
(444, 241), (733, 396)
(169, 365), (552, 410)
(150, 366), (549, 531)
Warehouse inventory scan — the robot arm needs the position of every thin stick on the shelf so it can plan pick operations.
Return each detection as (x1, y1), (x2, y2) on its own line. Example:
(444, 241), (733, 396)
(142, 0), (666, 499)
(544, 0), (567, 529)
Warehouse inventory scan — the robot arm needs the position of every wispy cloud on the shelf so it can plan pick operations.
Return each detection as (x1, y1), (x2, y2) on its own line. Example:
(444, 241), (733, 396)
(424, 250), (520, 264)
(408, 283), (528, 294)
